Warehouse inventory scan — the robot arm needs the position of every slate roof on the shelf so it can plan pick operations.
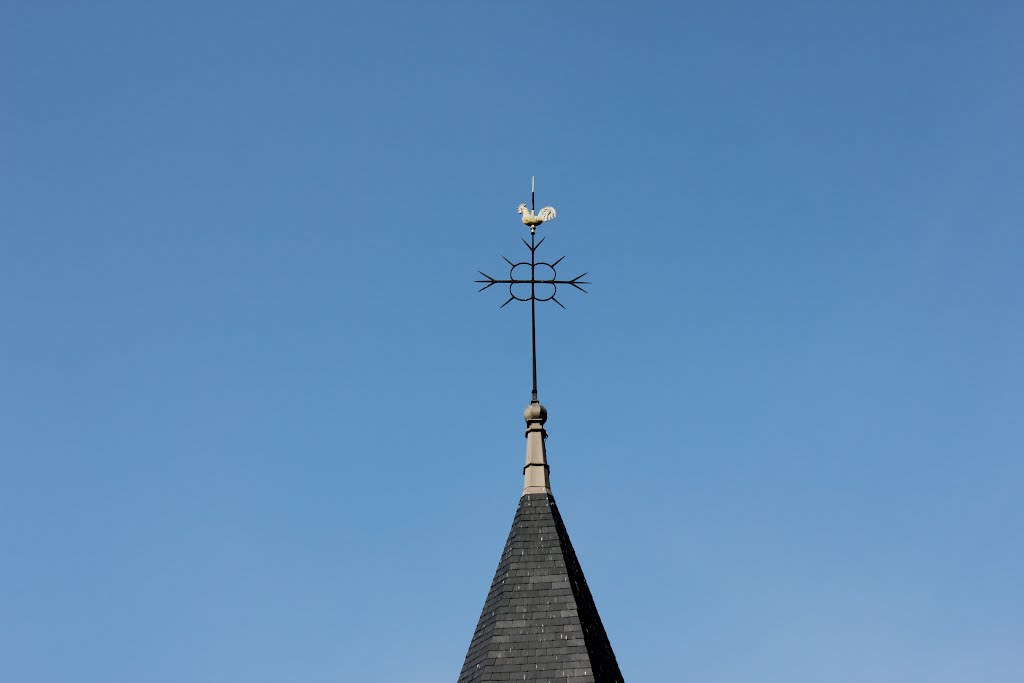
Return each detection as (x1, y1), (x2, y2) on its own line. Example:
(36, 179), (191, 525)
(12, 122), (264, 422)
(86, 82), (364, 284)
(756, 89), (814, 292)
(457, 493), (624, 682)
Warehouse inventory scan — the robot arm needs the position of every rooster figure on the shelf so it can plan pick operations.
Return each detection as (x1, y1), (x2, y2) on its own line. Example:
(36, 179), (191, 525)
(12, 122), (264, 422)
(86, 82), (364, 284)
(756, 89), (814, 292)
(517, 203), (557, 232)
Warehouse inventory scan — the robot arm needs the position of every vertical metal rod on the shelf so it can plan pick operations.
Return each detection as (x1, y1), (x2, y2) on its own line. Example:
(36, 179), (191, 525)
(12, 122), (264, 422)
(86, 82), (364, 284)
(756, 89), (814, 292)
(530, 231), (538, 403)
(530, 176), (538, 402)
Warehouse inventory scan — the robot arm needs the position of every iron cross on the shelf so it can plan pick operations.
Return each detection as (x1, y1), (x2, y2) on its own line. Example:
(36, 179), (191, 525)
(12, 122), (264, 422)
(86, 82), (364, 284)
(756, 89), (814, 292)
(475, 179), (590, 403)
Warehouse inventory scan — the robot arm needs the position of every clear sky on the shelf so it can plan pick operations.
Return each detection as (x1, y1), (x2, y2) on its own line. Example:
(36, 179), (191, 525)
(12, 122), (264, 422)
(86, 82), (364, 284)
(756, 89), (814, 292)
(2, 2), (1022, 682)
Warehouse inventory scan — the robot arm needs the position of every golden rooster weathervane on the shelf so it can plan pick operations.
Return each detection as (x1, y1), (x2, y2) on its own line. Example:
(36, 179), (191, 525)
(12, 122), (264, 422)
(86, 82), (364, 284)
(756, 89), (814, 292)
(517, 176), (557, 234)
(475, 177), (588, 404)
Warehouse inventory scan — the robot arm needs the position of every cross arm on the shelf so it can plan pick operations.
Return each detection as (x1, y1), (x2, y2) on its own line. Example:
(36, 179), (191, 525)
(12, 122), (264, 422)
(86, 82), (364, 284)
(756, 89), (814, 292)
(475, 272), (590, 292)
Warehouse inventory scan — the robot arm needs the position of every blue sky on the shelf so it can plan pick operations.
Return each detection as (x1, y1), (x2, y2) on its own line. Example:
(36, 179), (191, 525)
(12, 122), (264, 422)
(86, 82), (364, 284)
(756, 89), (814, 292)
(2, 2), (1022, 682)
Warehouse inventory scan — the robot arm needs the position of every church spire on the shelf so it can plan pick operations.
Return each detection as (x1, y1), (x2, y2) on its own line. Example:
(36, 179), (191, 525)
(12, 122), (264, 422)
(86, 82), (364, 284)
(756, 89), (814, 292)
(459, 182), (624, 682)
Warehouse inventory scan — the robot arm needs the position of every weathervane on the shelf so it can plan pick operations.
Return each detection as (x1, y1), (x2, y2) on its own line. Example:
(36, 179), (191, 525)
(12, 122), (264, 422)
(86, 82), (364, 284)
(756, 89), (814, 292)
(476, 177), (590, 404)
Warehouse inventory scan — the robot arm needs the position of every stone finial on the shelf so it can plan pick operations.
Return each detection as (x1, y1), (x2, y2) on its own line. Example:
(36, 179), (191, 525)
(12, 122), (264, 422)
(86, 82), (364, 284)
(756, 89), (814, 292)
(523, 401), (548, 423)
(522, 401), (551, 495)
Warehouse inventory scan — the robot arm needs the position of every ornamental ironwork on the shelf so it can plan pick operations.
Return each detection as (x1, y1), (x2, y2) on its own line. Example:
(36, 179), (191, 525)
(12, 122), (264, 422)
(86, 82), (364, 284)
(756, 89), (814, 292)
(475, 178), (589, 403)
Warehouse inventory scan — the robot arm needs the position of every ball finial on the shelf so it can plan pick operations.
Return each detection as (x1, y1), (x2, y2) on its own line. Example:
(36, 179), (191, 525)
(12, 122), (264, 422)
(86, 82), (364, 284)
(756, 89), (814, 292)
(523, 401), (548, 424)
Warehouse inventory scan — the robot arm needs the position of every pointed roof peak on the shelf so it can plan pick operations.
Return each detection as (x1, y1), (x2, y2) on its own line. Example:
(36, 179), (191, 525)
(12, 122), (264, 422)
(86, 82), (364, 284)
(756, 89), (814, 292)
(457, 493), (624, 683)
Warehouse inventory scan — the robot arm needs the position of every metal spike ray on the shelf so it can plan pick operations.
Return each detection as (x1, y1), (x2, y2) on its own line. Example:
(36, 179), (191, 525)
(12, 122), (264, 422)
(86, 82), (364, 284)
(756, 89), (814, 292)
(474, 179), (590, 403)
